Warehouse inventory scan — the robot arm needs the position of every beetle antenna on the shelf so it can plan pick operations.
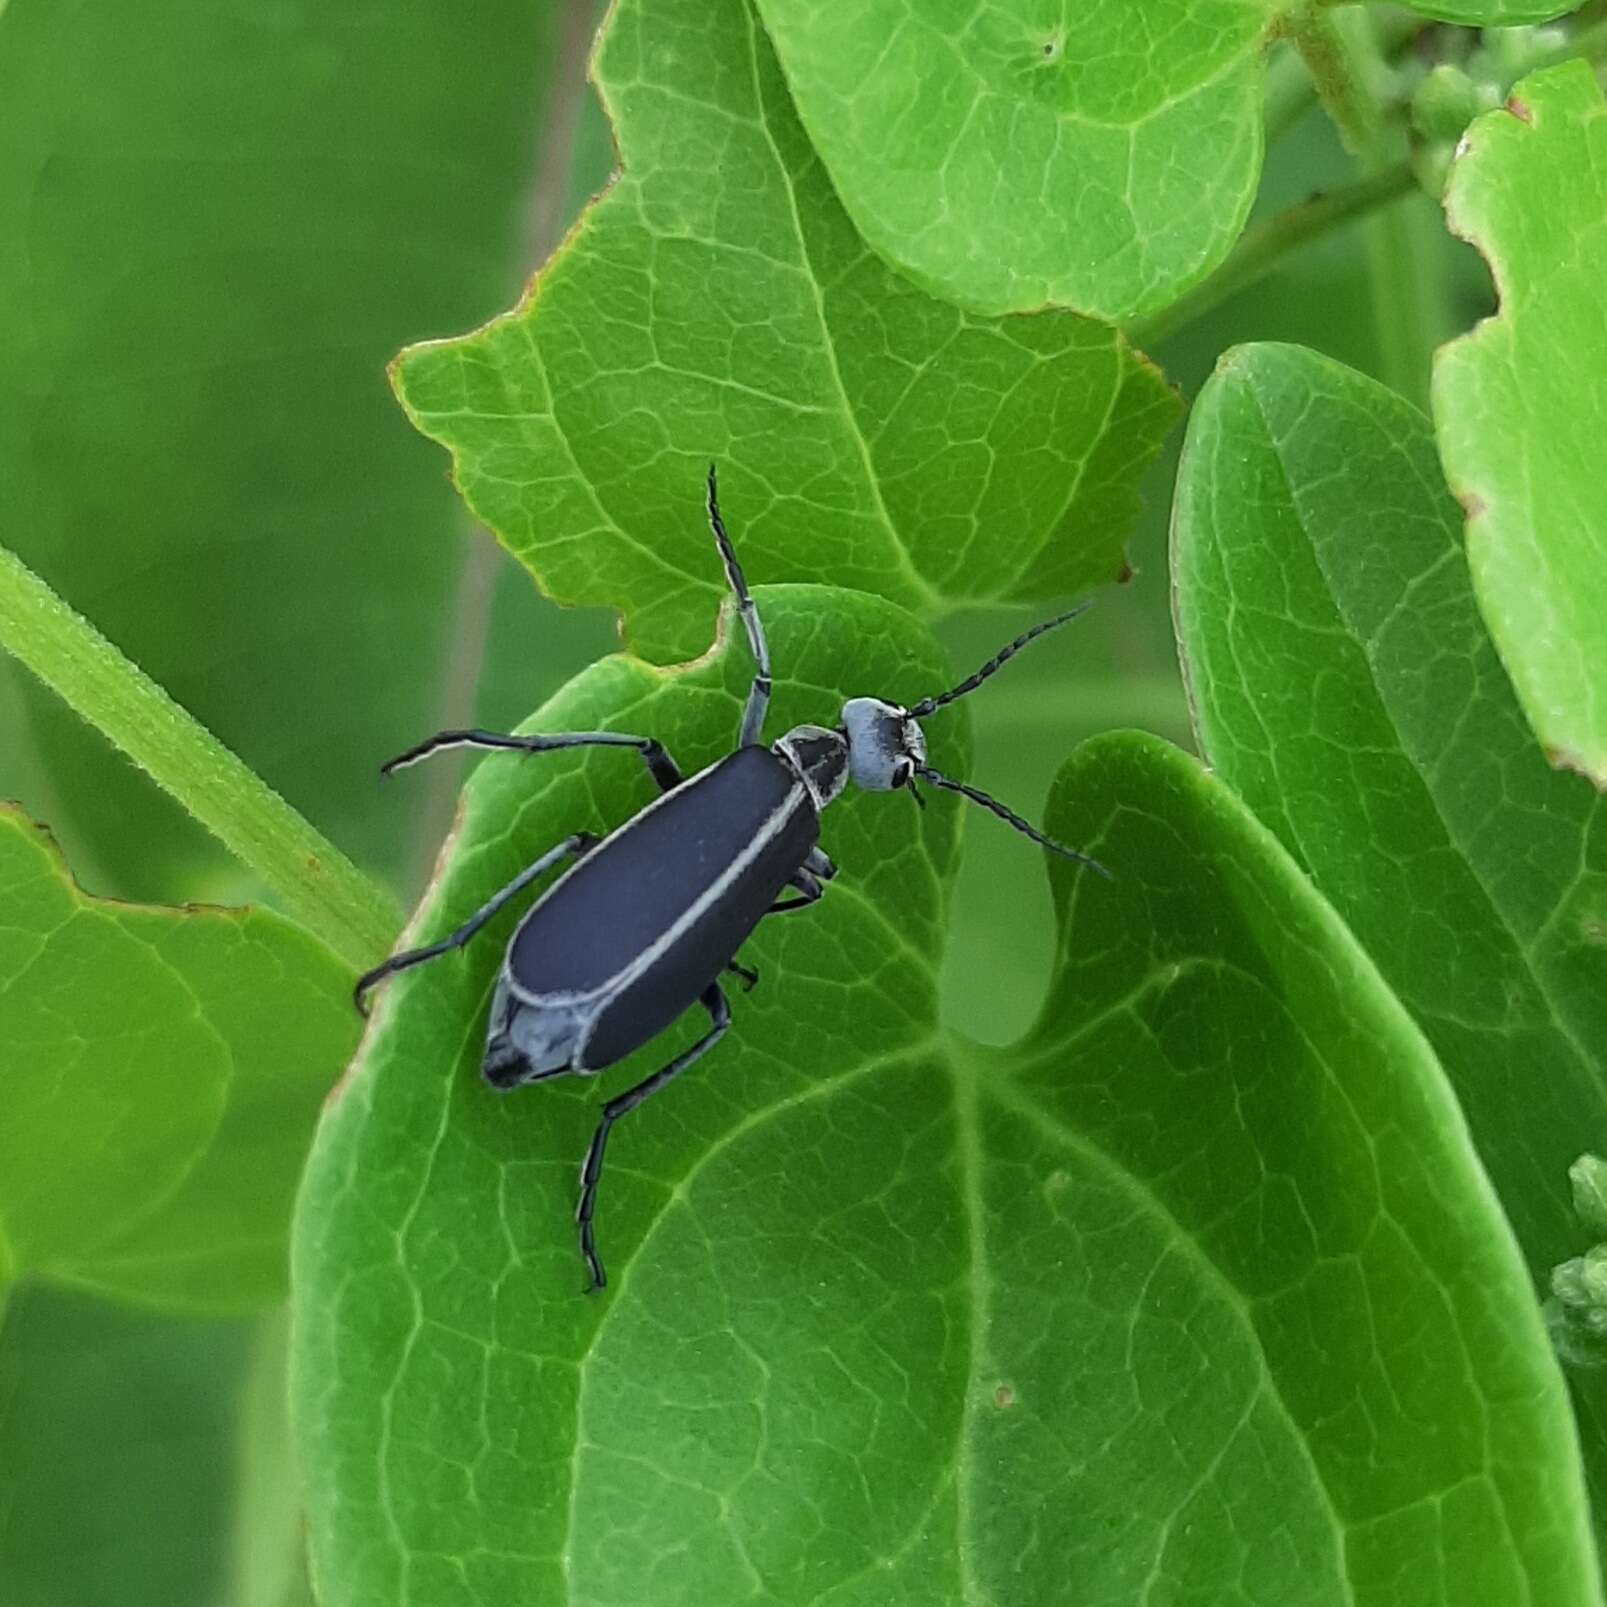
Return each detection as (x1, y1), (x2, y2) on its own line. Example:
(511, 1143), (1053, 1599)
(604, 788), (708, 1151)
(914, 766), (1111, 877)
(908, 603), (1090, 718)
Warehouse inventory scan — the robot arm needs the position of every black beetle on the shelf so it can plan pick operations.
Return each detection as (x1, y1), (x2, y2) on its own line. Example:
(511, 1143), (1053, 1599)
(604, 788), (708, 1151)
(357, 467), (1106, 1289)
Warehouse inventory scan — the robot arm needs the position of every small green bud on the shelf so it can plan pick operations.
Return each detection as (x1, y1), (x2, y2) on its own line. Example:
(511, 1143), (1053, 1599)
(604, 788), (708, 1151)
(1571, 1154), (1607, 1239)
(1412, 140), (1456, 200)
(1411, 65), (1489, 144)
(1546, 1158), (1607, 1368)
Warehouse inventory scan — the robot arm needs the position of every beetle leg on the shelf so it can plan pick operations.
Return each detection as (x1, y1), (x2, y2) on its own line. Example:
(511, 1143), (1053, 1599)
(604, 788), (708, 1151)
(802, 847), (837, 881)
(725, 958), (760, 991)
(379, 728), (683, 793)
(704, 465), (771, 749)
(352, 833), (597, 1016)
(577, 983), (732, 1293)
(766, 868), (824, 914)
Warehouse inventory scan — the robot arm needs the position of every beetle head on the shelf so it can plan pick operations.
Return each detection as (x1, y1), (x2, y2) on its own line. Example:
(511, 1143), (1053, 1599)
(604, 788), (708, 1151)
(834, 606), (1112, 876)
(840, 697), (927, 792)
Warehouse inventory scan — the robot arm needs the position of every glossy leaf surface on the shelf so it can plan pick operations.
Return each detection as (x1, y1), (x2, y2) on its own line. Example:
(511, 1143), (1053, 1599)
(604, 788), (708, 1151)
(751, 0), (1276, 322)
(1434, 61), (1607, 785)
(0, 807), (357, 1311)
(392, 0), (1179, 664)
(1173, 338), (1607, 1547)
(293, 592), (1594, 1603)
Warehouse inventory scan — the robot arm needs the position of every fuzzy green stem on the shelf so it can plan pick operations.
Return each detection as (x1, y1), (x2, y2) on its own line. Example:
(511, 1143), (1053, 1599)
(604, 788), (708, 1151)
(0, 542), (399, 968)
(1285, 4), (1381, 155)
(1128, 160), (1416, 349)
(1265, 10), (1425, 145)
(1285, 7), (1444, 401)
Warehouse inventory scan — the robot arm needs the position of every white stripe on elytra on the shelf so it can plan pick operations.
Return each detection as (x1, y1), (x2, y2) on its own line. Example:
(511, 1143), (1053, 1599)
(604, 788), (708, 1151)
(503, 760), (809, 1024)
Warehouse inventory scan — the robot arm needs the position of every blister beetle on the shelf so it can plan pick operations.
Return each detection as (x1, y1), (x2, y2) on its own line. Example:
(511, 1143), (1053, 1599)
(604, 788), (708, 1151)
(356, 467), (1108, 1290)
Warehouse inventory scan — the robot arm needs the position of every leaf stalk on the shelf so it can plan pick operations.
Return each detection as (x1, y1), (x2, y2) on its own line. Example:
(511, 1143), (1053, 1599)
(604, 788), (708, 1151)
(0, 541), (399, 969)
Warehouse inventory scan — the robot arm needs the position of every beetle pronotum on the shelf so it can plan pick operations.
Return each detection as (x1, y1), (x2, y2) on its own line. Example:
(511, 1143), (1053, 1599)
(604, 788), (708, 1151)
(357, 467), (1107, 1290)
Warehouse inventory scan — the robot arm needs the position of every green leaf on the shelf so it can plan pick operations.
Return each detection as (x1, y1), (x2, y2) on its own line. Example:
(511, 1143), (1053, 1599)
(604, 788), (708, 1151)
(0, 1284), (258, 1607)
(293, 592), (1594, 1602)
(752, 0), (1276, 322)
(392, 0), (1179, 665)
(0, 807), (358, 1312)
(1433, 61), (1607, 785)
(1172, 339), (1607, 1544)
(0, 0), (585, 897)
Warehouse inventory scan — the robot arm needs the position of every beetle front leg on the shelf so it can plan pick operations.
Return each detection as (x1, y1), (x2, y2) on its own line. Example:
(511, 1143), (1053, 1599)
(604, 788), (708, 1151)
(379, 728), (683, 793)
(704, 466), (772, 748)
(576, 983), (731, 1293)
(353, 833), (597, 1016)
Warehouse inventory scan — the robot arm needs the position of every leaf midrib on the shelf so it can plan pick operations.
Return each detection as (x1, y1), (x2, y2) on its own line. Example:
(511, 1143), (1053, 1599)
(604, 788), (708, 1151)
(737, 0), (944, 619)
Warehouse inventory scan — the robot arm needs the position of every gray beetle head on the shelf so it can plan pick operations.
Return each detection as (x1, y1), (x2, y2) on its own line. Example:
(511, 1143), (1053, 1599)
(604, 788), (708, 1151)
(821, 607), (1113, 878)
(840, 697), (927, 792)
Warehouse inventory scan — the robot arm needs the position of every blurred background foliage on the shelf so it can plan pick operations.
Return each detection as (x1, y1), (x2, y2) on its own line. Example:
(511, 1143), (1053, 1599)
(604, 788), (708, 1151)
(0, 0), (1558, 1601)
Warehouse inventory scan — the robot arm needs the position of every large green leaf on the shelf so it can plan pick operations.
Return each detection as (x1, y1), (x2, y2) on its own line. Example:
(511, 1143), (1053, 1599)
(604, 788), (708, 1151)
(1433, 61), (1607, 785)
(292, 590), (1594, 1602)
(392, 0), (1179, 666)
(0, 0), (580, 899)
(0, 807), (357, 1312)
(1172, 340), (1607, 1542)
(752, 0), (1276, 322)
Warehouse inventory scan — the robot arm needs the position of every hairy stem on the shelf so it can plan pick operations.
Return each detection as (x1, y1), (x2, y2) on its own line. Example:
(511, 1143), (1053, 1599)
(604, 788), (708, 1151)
(0, 542), (399, 968)
(1284, 6), (1446, 401)
(1265, 9), (1425, 145)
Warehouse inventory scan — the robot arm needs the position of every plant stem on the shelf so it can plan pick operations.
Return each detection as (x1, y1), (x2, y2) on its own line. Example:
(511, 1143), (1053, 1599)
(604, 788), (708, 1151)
(1283, 6), (1448, 401)
(1284, 3), (1386, 155)
(1265, 9), (1425, 145)
(1127, 160), (1415, 349)
(0, 542), (399, 969)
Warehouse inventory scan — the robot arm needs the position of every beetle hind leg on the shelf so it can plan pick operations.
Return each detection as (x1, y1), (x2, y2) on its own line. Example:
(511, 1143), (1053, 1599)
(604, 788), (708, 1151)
(576, 983), (731, 1293)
